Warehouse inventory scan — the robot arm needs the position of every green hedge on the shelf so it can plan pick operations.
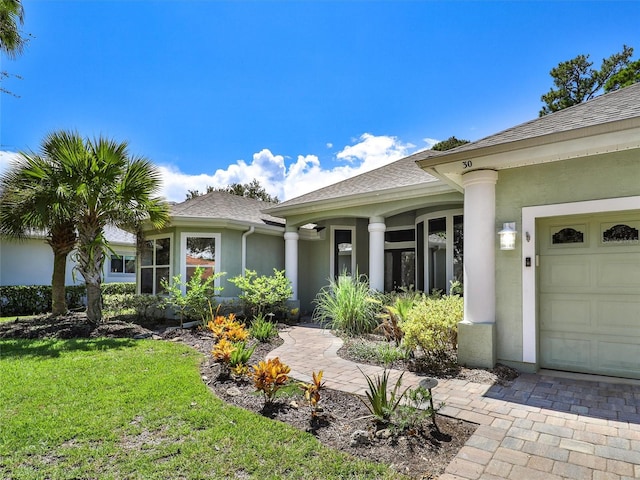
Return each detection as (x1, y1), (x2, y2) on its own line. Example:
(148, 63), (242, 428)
(0, 283), (135, 316)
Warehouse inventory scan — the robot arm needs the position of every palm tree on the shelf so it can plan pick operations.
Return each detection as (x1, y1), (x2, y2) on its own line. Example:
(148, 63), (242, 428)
(60, 133), (169, 324)
(0, 146), (78, 316)
(0, 0), (26, 58)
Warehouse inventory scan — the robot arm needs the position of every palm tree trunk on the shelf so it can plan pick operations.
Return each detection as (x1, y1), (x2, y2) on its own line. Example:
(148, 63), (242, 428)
(48, 222), (77, 316)
(51, 252), (68, 316)
(76, 220), (105, 324)
(86, 280), (102, 324)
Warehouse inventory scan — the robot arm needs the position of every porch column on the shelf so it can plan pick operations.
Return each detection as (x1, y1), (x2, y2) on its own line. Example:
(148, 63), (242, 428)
(368, 217), (386, 292)
(459, 170), (498, 368)
(284, 229), (299, 300)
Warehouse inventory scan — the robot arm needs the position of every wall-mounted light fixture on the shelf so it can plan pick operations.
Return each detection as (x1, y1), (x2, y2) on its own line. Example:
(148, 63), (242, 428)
(499, 222), (517, 250)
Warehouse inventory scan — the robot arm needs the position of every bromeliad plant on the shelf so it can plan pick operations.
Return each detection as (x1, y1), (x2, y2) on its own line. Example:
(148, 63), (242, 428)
(358, 368), (408, 426)
(249, 313), (278, 342)
(228, 341), (256, 377)
(252, 357), (291, 405)
(298, 370), (325, 417)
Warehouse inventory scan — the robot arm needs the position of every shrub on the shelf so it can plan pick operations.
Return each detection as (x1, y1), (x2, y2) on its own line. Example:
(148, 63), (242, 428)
(0, 285), (86, 316)
(252, 357), (291, 404)
(228, 269), (292, 317)
(298, 370), (325, 417)
(250, 313), (277, 342)
(207, 311), (249, 342)
(312, 271), (382, 335)
(401, 295), (463, 357)
(101, 282), (135, 296)
(359, 368), (408, 425)
(161, 266), (224, 327)
(345, 339), (410, 367)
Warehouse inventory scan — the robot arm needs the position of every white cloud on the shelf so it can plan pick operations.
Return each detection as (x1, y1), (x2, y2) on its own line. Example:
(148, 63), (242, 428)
(3, 133), (422, 204)
(0, 151), (21, 176)
(422, 138), (439, 149)
(157, 133), (416, 203)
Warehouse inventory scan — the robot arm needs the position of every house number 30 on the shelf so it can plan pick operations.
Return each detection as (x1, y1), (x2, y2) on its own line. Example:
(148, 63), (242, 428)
(462, 161), (473, 169)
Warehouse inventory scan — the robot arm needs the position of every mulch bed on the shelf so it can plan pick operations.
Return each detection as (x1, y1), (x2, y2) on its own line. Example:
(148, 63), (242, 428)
(0, 314), (519, 479)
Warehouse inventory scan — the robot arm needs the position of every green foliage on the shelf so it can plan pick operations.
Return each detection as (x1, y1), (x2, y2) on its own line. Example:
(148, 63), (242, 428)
(540, 45), (636, 116)
(250, 313), (278, 342)
(186, 178), (280, 203)
(394, 385), (442, 432)
(228, 341), (256, 375)
(375, 290), (418, 345)
(162, 266), (224, 327)
(0, 285), (85, 316)
(431, 136), (470, 151)
(358, 368), (408, 425)
(0, 339), (394, 478)
(312, 271), (382, 335)
(102, 292), (166, 322)
(345, 339), (410, 367)
(604, 58), (640, 92)
(228, 269), (292, 317)
(401, 294), (463, 357)
(101, 282), (135, 296)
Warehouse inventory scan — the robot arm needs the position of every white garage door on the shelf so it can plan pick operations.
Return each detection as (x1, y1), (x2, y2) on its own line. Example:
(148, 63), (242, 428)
(538, 211), (640, 379)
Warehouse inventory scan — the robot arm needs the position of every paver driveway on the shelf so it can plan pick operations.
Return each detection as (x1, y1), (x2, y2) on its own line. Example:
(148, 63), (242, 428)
(268, 324), (640, 480)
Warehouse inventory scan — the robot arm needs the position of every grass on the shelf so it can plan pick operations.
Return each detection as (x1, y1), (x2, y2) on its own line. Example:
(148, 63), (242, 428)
(0, 315), (37, 323)
(0, 338), (398, 479)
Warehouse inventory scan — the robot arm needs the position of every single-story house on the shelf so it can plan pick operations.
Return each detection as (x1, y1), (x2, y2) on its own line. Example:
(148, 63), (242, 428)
(0, 225), (137, 287)
(139, 83), (638, 379)
(138, 191), (286, 301)
(263, 83), (640, 379)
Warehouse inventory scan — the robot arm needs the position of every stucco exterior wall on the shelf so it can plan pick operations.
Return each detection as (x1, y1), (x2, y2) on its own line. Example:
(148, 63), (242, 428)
(0, 237), (135, 286)
(246, 233), (285, 276)
(494, 151), (640, 364)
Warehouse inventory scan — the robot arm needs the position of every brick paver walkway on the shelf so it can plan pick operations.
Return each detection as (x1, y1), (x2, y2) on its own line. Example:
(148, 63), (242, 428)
(267, 323), (640, 480)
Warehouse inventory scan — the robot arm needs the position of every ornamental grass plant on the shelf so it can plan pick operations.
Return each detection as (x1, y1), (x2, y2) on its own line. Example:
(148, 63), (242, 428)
(312, 271), (382, 335)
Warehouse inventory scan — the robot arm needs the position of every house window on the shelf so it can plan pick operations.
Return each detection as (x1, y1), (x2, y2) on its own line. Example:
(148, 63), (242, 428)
(140, 236), (171, 294)
(180, 233), (221, 292)
(416, 210), (463, 295)
(384, 227), (415, 292)
(331, 227), (355, 277)
(110, 254), (136, 274)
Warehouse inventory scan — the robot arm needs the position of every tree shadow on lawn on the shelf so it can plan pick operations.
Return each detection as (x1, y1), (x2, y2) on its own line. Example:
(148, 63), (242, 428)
(0, 337), (138, 360)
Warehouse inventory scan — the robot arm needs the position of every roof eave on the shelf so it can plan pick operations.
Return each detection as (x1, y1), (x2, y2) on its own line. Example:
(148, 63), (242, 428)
(265, 180), (454, 217)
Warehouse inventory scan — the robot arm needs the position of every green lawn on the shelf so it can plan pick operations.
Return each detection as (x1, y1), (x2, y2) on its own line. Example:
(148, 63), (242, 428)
(0, 338), (398, 479)
(0, 315), (36, 323)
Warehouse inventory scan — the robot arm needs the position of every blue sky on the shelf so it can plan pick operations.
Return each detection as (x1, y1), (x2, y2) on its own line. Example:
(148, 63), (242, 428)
(1, 0), (639, 201)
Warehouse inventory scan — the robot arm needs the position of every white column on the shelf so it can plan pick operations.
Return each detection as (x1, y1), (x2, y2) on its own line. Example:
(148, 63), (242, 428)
(368, 217), (386, 292)
(461, 170), (498, 324)
(284, 230), (299, 300)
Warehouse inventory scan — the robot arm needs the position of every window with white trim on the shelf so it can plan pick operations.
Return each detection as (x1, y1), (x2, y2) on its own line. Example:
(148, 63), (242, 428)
(110, 254), (136, 274)
(140, 236), (171, 294)
(330, 227), (355, 278)
(180, 233), (221, 293)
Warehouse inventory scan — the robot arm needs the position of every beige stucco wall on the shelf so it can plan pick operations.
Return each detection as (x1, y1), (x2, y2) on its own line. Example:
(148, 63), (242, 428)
(494, 150), (640, 364)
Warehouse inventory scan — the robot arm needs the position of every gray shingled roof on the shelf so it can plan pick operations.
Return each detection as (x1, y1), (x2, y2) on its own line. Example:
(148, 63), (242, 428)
(104, 225), (135, 245)
(417, 82), (640, 161)
(271, 150), (444, 210)
(170, 191), (284, 226)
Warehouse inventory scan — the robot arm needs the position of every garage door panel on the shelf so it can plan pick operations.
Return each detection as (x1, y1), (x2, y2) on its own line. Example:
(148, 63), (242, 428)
(540, 256), (591, 291)
(540, 336), (592, 370)
(539, 295), (591, 330)
(597, 341), (640, 377)
(596, 254), (640, 289)
(595, 299), (640, 334)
